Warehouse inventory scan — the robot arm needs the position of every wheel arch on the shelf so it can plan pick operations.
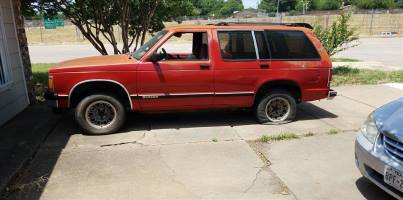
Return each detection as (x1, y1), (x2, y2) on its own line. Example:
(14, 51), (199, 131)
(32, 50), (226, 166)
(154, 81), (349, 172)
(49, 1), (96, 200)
(68, 80), (133, 110)
(254, 79), (302, 105)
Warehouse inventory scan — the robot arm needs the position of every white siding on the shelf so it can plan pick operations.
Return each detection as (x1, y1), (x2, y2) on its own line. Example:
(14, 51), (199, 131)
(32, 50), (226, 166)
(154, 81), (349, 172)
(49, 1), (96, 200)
(0, 0), (29, 126)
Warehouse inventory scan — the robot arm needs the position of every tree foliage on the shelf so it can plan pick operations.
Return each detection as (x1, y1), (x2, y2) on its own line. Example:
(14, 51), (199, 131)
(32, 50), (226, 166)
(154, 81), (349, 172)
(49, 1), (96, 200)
(351, 0), (395, 9)
(311, 0), (342, 10)
(192, 0), (243, 16)
(313, 14), (358, 56)
(257, 0), (278, 13)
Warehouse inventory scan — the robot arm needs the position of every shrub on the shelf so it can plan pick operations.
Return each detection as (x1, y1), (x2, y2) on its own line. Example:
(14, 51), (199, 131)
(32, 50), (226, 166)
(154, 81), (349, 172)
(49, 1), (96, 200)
(313, 13), (358, 56)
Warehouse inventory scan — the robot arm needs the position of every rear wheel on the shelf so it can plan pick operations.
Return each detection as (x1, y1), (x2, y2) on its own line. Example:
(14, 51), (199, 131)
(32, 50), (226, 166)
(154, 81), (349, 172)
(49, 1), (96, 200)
(255, 90), (296, 124)
(75, 94), (126, 135)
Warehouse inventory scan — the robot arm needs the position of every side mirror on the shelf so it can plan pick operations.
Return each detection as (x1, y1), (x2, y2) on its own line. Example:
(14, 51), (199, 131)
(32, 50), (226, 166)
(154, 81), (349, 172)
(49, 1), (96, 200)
(149, 53), (160, 63)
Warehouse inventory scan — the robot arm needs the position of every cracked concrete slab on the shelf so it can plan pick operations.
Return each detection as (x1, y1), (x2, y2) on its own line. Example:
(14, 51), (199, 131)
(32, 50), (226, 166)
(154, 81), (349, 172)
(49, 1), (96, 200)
(138, 126), (242, 146)
(257, 132), (395, 200)
(20, 141), (295, 200)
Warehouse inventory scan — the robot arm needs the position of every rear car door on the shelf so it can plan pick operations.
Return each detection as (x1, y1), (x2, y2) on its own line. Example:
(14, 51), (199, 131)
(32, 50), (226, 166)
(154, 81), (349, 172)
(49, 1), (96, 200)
(212, 30), (271, 107)
(137, 30), (214, 111)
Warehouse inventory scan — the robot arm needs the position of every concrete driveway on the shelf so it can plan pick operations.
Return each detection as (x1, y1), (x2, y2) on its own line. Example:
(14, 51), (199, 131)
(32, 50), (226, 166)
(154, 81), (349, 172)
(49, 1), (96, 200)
(3, 84), (403, 200)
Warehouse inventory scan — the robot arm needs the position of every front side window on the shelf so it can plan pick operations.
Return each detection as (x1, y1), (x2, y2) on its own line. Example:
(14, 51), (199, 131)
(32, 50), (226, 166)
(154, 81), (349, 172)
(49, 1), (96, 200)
(265, 30), (320, 60)
(218, 31), (256, 60)
(155, 32), (209, 61)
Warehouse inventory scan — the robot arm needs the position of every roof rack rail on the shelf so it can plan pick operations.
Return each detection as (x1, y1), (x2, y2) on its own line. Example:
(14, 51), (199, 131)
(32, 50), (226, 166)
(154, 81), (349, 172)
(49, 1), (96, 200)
(207, 22), (313, 29)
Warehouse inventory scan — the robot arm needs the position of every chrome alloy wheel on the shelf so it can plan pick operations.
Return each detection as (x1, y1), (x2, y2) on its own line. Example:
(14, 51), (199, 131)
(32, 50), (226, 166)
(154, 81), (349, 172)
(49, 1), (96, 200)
(265, 97), (291, 122)
(85, 100), (117, 129)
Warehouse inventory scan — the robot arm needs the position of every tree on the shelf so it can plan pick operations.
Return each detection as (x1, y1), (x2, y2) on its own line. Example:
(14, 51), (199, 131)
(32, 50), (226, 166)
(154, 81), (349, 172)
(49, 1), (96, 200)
(197, 0), (224, 16)
(191, 0), (243, 17)
(220, 0), (244, 16)
(23, 0), (193, 55)
(295, 0), (311, 13)
(313, 14), (358, 56)
(258, 0), (297, 13)
(258, 0), (277, 13)
(311, 0), (342, 10)
(351, 0), (395, 9)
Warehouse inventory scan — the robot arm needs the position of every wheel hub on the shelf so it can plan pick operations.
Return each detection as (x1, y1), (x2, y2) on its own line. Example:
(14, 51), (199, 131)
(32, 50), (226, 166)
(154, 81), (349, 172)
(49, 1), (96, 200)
(265, 97), (291, 122)
(85, 100), (117, 128)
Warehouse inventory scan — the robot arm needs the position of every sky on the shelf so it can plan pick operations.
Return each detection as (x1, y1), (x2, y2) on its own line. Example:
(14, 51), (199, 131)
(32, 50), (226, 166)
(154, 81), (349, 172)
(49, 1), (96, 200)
(243, 0), (259, 9)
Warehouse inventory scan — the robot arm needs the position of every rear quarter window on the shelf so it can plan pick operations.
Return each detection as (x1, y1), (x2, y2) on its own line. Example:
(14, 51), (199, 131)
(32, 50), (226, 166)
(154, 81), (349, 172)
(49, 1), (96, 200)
(218, 31), (257, 60)
(265, 30), (320, 60)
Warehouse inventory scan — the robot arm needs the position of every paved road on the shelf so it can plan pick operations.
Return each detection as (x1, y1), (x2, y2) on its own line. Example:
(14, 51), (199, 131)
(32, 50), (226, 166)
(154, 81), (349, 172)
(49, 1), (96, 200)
(29, 37), (403, 69)
(3, 84), (403, 200)
(333, 37), (403, 69)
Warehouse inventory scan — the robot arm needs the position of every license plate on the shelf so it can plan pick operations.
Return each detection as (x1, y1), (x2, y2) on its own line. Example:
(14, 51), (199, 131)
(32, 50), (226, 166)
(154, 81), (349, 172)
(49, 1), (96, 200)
(384, 166), (403, 192)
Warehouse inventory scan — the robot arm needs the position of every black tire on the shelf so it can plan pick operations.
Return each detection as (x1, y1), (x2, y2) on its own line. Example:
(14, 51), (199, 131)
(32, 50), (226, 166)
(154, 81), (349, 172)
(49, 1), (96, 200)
(75, 94), (126, 135)
(255, 89), (297, 124)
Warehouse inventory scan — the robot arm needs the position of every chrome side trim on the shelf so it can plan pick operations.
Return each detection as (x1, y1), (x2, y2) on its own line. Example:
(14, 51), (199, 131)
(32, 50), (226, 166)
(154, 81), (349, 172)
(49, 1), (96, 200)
(215, 91), (254, 95)
(68, 79), (133, 110)
(134, 92), (254, 99)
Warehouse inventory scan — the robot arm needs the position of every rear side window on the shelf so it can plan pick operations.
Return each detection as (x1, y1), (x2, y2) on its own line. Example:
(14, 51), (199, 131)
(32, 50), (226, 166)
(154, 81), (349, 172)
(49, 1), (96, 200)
(254, 31), (270, 60)
(218, 31), (256, 60)
(265, 30), (320, 60)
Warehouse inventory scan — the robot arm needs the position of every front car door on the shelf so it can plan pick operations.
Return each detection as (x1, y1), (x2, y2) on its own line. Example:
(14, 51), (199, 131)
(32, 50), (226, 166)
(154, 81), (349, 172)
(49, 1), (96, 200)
(136, 30), (214, 111)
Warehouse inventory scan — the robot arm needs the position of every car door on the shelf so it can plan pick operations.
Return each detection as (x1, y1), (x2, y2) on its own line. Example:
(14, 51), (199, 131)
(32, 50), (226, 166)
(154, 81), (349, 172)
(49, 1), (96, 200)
(213, 30), (271, 107)
(137, 30), (214, 111)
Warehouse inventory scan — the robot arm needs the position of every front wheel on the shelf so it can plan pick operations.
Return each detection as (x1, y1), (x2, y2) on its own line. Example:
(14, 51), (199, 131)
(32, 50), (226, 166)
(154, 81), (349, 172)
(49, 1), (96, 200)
(255, 90), (297, 124)
(75, 94), (126, 135)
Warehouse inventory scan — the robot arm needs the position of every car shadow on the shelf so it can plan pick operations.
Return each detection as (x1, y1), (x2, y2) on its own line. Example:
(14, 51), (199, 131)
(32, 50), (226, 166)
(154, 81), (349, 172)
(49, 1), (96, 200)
(355, 177), (397, 200)
(120, 102), (339, 132)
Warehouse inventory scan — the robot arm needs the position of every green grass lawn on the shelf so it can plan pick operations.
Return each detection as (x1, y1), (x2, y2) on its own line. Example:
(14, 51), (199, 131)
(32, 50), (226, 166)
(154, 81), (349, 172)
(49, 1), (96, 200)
(332, 66), (403, 86)
(31, 63), (403, 102)
(32, 63), (53, 102)
(331, 58), (361, 62)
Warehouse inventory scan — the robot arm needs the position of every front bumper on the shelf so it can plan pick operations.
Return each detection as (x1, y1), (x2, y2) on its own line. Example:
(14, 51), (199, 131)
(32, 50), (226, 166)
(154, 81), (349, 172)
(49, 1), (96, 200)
(355, 133), (403, 199)
(44, 91), (67, 108)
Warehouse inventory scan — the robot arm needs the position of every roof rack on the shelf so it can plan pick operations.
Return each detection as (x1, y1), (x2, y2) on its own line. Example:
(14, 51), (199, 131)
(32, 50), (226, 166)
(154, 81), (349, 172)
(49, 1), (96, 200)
(207, 22), (313, 29)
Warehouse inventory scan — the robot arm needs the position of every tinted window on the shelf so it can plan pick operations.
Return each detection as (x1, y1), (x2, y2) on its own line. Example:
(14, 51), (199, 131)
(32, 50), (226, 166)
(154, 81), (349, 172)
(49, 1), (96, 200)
(218, 31), (256, 60)
(265, 30), (320, 60)
(254, 31), (270, 59)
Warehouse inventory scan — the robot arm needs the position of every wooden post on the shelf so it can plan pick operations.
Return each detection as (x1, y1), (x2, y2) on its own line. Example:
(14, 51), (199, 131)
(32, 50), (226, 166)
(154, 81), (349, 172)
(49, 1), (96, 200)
(370, 9), (374, 36)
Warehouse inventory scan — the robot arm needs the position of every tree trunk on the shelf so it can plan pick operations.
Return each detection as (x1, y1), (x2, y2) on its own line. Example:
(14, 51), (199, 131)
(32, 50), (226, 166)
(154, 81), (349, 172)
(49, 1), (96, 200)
(13, 0), (35, 104)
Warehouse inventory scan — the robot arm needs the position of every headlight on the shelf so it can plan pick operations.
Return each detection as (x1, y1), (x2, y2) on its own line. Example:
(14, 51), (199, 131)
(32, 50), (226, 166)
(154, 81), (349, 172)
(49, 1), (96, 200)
(360, 114), (379, 144)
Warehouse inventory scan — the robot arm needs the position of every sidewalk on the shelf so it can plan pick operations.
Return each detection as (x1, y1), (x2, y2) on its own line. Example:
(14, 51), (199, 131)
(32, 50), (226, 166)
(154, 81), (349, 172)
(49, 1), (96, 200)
(0, 105), (61, 193)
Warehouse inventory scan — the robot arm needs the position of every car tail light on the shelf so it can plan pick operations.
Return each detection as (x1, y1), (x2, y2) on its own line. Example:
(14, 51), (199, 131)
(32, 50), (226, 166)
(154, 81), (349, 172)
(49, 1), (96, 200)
(327, 67), (332, 87)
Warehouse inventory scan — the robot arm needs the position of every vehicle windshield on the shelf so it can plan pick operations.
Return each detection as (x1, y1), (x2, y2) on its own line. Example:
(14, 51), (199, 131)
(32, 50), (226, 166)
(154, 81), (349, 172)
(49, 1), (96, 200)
(132, 30), (167, 60)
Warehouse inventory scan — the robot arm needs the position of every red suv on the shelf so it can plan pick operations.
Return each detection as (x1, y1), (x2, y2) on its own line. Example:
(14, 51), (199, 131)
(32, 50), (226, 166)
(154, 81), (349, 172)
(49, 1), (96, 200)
(45, 22), (336, 134)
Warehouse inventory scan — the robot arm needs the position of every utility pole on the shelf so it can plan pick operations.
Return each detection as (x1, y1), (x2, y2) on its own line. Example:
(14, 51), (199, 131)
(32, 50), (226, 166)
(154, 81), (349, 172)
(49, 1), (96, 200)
(276, 0), (280, 17)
